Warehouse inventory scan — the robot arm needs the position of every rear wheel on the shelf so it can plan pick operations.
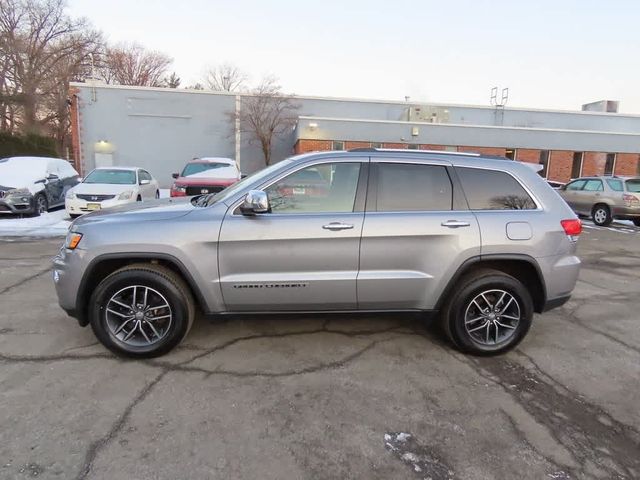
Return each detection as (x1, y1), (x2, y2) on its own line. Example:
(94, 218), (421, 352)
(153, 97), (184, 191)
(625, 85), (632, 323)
(89, 264), (195, 358)
(592, 204), (612, 226)
(441, 269), (533, 355)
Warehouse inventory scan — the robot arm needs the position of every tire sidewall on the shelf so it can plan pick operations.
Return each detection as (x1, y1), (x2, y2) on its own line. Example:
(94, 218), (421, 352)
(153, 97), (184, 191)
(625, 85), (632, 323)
(592, 205), (611, 226)
(89, 269), (190, 358)
(34, 193), (48, 216)
(448, 274), (533, 355)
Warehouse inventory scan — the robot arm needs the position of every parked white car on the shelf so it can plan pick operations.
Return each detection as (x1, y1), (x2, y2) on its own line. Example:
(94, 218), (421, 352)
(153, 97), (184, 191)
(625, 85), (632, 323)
(65, 167), (159, 218)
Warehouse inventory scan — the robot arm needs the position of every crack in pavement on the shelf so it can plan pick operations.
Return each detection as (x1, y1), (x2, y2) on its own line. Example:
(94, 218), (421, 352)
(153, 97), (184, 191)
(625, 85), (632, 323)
(67, 325), (419, 478)
(452, 352), (640, 480)
(0, 266), (52, 296)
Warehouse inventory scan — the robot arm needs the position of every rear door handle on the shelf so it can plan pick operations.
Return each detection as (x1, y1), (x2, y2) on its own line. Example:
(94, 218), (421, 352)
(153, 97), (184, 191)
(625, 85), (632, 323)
(322, 222), (354, 231)
(441, 220), (471, 228)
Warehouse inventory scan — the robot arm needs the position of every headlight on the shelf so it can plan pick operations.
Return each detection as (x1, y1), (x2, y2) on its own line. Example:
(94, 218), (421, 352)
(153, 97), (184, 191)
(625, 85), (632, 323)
(173, 185), (186, 193)
(66, 191), (76, 199)
(7, 188), (30, 196)
(118, 191), (133, 200)
(64, 231), (83, 250)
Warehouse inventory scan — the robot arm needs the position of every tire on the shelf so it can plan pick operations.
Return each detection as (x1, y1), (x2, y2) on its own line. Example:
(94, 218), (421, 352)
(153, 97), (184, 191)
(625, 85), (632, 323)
(155, 190), (160, 199)
(633, 219), (640, 227)
(89, 263), (195, 358)
(69, 214), (82, 219)
(592, 204), (612, 226)
(136, 195), (142, 202)
(33, 193), (48, 216)
(440, 269), (534, 356)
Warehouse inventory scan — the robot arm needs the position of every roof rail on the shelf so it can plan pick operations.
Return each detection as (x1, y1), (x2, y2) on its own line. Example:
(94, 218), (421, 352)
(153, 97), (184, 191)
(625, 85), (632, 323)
(348, 147), (483, 157)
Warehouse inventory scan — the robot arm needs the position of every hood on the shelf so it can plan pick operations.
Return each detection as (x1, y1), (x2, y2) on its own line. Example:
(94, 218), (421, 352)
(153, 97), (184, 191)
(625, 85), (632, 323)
(72, 197), (195, 227)
(0, 158), (47, 194)
(71, 182), (137, 195)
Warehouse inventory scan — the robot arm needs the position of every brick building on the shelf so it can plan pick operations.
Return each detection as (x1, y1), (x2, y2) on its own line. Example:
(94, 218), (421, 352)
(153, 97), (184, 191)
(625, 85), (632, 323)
(70, 82), (640, 187)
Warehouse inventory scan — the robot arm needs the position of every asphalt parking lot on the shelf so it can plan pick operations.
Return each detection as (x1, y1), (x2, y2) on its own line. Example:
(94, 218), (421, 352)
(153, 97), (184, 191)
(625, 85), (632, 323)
(1, 223), (639, 480)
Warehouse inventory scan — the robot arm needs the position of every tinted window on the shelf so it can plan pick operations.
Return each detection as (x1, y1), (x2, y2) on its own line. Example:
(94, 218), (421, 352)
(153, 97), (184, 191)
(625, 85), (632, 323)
(626, 180), (640, 193)
(457, 167), (536, 210)
(566, 179), (586, 191)
(375, 163), (452, 211)
(265, 162), (360, 213)
(606, 179), (623, 191)
(182, 162), (232, 176)
(583, 179), (603, 191)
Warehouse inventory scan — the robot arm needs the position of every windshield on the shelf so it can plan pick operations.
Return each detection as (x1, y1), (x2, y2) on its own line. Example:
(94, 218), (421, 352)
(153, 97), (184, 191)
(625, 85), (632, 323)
(626, 179), (640, 193)
(84, 169), (136, 184)
(191, 158), (296, 207)
(182, 163), (233, 177)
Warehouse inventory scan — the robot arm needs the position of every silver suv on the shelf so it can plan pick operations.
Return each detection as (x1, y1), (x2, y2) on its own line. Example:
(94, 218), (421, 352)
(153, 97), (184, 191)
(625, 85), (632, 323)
(558, 176), (640, 226)
(53, 149), (582, 358)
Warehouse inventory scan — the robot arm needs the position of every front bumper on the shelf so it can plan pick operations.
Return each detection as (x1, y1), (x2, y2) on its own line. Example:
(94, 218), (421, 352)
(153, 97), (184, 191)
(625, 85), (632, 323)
(66, 196), (136, 215)
(0, 195), (35, 214)
(52, 246), (89, 325)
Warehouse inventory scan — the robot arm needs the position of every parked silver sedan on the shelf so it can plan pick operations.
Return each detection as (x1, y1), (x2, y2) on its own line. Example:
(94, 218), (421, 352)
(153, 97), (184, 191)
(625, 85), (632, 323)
(558, 176), (640, 226)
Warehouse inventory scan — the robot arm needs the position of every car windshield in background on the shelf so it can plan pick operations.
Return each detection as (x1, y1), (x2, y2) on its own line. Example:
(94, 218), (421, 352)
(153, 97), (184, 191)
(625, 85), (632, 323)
(182, 163), (230, 176)
(626, 180), (640, 192)
(84, 169), (136, 184)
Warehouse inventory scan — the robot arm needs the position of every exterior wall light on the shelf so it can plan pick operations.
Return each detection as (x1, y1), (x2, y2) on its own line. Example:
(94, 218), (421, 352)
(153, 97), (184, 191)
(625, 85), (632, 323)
(308, 122), (318, 130)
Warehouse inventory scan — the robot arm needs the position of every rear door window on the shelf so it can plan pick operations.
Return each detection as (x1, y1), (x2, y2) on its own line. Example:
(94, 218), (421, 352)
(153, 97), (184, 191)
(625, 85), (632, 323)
(373, 163), (452, 211)
(456, 167), (537, 210)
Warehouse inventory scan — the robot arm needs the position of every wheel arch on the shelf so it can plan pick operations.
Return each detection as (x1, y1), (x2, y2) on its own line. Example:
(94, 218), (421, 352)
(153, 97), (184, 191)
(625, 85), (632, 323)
(435, 254), (547, 314)
(76, 253), (210, 326)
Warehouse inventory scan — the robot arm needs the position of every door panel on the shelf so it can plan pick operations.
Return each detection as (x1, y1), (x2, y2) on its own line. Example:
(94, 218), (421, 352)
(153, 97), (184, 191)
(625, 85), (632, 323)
(219, 212), (364, 310)
(218, 159), (367, 311)
(358, 211), (480, 309)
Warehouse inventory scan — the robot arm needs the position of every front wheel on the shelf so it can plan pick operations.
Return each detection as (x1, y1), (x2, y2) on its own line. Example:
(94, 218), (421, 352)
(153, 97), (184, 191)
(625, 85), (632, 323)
(89, 264), (195, 358)
(33, 193), (48, 216)
(441, 269), (533, 355)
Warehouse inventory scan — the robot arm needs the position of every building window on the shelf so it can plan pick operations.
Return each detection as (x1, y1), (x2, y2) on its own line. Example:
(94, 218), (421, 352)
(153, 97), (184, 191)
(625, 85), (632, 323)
(332, 141), (344, 151)
(539, 150), (550, 178)
(408, 144), (419, 150)
(604, 153), (615, 176)
(571, 152), (583, 179)
(371, 142), (382, 149)
(505, 148), (516, 160)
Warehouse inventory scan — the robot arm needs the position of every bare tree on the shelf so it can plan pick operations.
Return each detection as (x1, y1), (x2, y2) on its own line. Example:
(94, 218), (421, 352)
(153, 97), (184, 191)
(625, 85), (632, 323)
(229, 76), (300, 166)
(204, 63), (247, 92)
(0, 0), (103, 136)
(102, 42), (172, 87)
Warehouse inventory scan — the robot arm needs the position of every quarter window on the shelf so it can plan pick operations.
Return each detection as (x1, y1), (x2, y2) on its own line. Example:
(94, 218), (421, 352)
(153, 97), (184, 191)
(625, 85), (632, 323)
(457, 167), (537, 210)
(265, 162), (360, 214)
(374, 163), (452, 212)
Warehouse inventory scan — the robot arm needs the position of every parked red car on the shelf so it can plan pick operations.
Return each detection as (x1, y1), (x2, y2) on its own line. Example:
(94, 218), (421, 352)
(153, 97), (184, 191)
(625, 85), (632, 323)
(170, 158), (241, 197)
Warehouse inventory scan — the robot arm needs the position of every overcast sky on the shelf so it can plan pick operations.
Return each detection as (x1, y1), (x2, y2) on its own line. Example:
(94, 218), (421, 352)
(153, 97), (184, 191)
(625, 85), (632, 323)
(67, 0), (640, 113)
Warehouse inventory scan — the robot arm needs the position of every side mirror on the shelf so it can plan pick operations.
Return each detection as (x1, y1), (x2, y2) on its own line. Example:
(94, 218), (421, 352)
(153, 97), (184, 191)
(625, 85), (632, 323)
(240, 190), (270, 215)
(140, 179), (151, 185)
(172, 173), (179, 179)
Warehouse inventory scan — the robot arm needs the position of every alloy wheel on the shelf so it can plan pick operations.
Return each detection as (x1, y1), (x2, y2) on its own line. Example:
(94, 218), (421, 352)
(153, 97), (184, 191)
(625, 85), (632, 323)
(594, 208), (607, 225)
(105, 285), (172, 347)
(464, 289), (521, 346)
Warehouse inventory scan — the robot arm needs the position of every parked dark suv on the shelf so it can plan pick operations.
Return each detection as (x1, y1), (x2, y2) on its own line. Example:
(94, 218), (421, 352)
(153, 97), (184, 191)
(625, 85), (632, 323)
(53, 149), (582, 358)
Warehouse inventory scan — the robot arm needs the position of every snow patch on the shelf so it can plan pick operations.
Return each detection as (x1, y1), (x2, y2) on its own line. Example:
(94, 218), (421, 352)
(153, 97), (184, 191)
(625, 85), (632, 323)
(0, 209), (70, 237)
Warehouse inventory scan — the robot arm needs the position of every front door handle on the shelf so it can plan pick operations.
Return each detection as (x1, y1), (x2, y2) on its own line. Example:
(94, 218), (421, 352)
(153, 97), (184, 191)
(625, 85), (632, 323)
(441, 220), (471, 228)
(322, 222), (354, 231)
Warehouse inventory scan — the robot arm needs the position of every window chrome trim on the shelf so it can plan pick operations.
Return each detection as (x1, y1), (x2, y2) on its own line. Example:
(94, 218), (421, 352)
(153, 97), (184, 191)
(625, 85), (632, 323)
(229, 157), (369, 216)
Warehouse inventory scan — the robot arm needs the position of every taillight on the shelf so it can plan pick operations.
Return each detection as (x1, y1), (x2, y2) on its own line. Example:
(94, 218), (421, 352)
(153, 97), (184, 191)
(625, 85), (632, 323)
(561, 219), (582, 241)
(623, 194), (639, 206)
